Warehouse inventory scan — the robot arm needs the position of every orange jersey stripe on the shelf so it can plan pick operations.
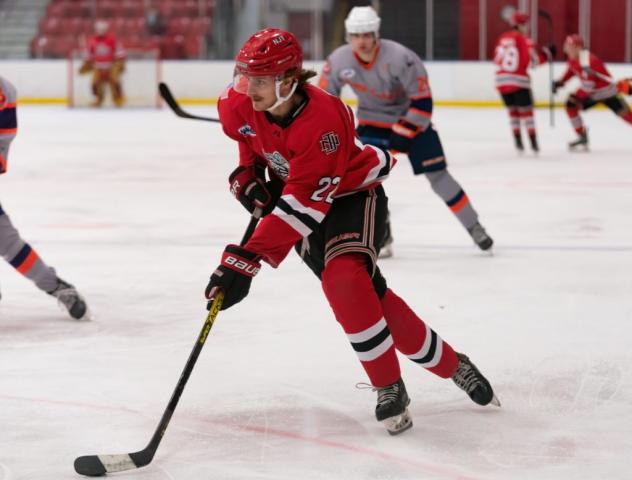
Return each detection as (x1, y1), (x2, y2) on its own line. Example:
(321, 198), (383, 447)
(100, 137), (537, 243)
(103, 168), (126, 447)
(0, 101), (17, 111)
(17, 250), (39, 274)
(0, 128), (17, 134)
(449, 194), (470, 213)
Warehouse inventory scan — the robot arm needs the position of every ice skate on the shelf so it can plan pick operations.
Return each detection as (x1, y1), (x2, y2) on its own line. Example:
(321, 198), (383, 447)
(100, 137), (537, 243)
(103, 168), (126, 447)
(452, 353), (500, 407)
(513, 133), (524, 152)
(568, 130), (589, 151)
(375, 378), (413, 435)
(528, 134), (539, 153)
(47, 278), (89, 320)
(467, 222), (493, 251)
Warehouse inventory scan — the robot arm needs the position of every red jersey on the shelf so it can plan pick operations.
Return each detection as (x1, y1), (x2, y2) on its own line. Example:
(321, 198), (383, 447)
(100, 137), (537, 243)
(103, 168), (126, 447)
(86, 33), (125, 69)
(494, 30), (546, 93)
(559, 51), (617, 100)
(218, 84), (396, 268)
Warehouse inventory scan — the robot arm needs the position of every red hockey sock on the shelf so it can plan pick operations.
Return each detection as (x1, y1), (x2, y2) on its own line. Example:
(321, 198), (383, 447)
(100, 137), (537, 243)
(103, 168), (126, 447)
(508, 107), (520, 135)
(621, 111), (632, 124)
(566, 106), (585, 134)
(520, 106), (536, 137)
(322, 254), (400, 387)
(380, 288), (458, 378)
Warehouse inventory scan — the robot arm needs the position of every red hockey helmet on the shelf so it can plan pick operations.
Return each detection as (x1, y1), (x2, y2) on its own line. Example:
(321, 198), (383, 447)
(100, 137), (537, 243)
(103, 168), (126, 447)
(235, 28), (303, 78)
(564, 34), (584, 48)
(511, 11), (529, 26)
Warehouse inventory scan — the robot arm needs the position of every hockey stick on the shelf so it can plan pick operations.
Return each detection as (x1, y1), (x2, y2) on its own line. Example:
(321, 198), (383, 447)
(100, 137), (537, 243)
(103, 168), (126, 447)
(74, 210), (261, 477)
(158, 82), (221, 123)
(538, 8), (555, 127)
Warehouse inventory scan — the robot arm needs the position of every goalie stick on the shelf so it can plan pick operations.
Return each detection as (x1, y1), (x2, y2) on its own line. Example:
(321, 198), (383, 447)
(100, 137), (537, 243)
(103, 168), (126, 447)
(74, 210), (261, 477)
(159, 82), (221, 123)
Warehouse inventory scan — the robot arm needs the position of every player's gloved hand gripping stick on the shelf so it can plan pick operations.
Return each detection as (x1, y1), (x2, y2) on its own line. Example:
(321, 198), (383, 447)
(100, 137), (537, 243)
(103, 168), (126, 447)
(73, 209), (261, 477)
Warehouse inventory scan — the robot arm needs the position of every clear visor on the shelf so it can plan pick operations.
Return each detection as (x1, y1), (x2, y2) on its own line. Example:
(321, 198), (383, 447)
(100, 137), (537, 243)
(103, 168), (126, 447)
(233, 72), (278, 94)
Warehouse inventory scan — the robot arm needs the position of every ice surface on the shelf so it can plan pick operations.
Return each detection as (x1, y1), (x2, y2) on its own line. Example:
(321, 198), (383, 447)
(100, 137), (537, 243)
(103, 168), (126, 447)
(0, 105), (631, 480)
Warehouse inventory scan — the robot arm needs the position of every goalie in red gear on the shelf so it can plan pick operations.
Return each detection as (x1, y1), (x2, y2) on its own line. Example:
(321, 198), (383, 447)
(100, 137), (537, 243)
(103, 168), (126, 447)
(493, 11), (553, 153)
(79, 20), (126, 107)
(205, 28), (499, 435)
(553, 34), (632, 150)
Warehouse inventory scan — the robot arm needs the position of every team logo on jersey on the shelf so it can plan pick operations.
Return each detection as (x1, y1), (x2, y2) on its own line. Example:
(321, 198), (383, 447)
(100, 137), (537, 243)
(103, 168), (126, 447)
(319, 131), (340, 155)
(238, 124), (256, 137)
(263, 150), (289, 179)
(340, 68), (356, 80)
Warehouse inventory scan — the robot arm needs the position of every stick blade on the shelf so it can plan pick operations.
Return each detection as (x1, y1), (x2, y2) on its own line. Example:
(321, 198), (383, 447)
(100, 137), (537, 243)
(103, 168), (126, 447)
(74, 453), (140, 476)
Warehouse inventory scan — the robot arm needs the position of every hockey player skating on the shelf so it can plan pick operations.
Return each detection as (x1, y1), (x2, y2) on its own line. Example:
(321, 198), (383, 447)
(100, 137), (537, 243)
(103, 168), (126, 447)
(318, 6), (493, 256)
(78, 20), (126, 107)
(205, 28), (499, 435)
(553, 34), (632, 150)
(0, 76), (88, 320)
(494, 10), (554, 153)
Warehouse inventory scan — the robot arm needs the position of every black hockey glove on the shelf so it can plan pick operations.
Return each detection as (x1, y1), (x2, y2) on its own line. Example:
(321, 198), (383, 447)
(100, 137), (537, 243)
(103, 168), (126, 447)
(205, 244), (261, 311)
(552, 80), (564, 94)
(389, 119), (422, 153)
(228, 166), (275, 216)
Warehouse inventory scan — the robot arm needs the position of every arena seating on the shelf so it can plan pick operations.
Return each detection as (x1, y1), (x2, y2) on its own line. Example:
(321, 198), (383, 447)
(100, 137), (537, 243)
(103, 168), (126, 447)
(31, 0), (214, 59)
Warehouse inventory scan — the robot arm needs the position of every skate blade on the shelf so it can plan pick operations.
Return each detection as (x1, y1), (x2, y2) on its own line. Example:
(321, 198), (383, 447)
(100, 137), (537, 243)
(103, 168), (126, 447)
(490, 394), (501, 407)
(383, 409), (413, 435)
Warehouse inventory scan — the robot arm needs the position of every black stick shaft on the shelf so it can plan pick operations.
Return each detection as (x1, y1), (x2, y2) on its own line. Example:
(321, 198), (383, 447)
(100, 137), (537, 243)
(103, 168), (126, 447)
(159, 82), (221, 123)
(141, 211), (260, 459)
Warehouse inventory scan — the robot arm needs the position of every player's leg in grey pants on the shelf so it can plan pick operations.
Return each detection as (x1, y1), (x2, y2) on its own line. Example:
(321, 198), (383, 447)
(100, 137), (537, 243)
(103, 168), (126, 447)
(0, 204), (58, 293)
(425, 169), (479, 231)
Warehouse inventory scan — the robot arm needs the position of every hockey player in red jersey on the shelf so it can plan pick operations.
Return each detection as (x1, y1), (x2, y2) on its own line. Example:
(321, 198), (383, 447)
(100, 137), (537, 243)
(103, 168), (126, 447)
(205, 28), (499, 435)
(494, 11), (554, 152)
(0, 76), (89, 320)
(79, 20), (126, 107)
(553, 34), (632, 150)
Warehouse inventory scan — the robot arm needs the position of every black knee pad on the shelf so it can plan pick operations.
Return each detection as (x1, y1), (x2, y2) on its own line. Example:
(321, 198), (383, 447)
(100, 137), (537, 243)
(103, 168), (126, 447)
(372, 267), (388, 299)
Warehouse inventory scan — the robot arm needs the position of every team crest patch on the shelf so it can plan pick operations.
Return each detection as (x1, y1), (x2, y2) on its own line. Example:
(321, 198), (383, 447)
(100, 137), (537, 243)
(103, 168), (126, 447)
(340, 68), (355, 80)
(238, 124), (256, 137)
(320, 131), (340, 155)
(263, 150), (290, 179)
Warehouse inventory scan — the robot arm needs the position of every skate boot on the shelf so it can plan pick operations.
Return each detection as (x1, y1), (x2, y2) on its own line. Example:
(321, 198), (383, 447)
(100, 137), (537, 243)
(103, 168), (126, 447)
(513, 133), (524, 152)
(47, 278), (89, 320)
(452, 353), (500, 407)
(529, 134), (539, 153)
(569, 130), (589, 151)
(467, 222), (494, 251)
(375, 378), (413, 435)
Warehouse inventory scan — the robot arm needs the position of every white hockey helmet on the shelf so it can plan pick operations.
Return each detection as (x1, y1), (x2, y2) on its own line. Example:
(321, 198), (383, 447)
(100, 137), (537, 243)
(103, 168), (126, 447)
(94, 20), (109, 35)
(345, 6), (381, 38)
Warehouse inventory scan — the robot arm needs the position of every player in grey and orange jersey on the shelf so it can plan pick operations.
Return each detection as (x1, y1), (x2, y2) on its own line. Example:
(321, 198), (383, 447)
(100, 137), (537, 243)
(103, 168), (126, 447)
(319, 6), (493, 255)
(0, 76), (88, 319)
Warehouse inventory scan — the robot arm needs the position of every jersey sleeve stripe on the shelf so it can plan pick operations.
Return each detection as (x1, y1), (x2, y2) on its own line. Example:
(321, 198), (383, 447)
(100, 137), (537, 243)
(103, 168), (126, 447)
(272, 195), (324, 237)
(280, 194), (326, 223)
(356, 145), (394, 190)
(271, 205), (312, 237)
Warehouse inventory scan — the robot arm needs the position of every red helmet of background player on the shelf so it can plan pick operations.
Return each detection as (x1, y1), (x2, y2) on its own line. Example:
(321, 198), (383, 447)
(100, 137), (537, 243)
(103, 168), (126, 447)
(235, 28), (303, 78)
(564, 34), (584, 49)
(511, 11), (529, 26)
